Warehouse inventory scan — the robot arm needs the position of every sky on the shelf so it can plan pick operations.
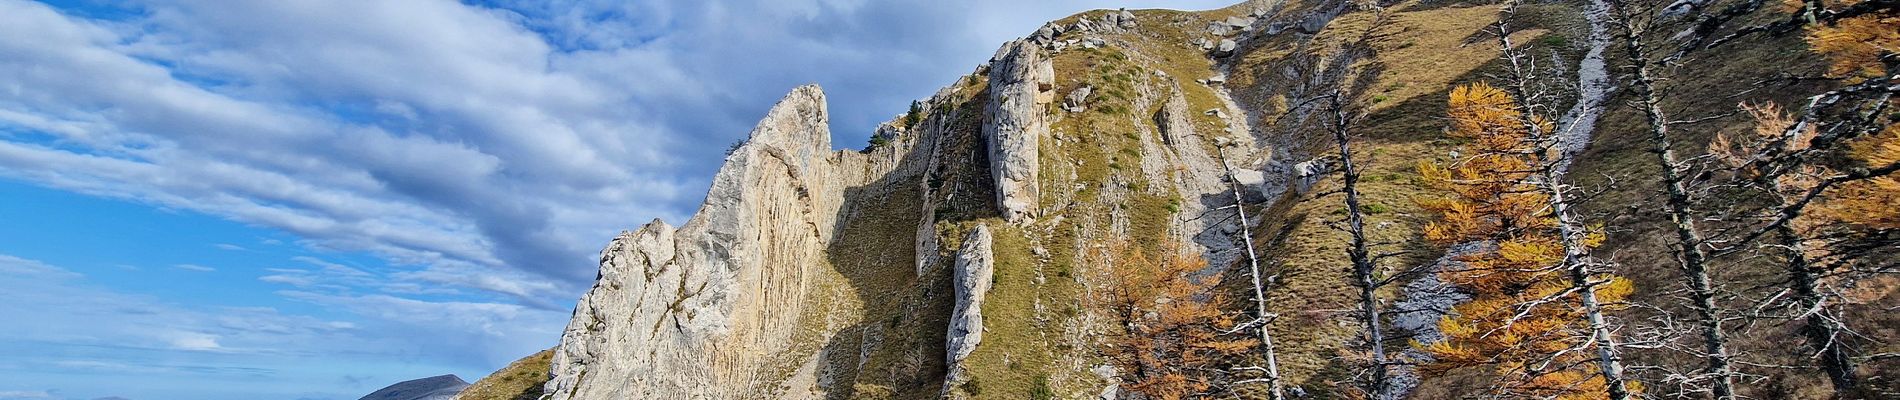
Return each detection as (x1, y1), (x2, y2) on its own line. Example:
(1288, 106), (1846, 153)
(0, 0), (1236, 399)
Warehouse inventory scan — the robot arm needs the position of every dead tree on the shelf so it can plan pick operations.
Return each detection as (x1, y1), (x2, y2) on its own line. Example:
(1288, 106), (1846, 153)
(1604, 2), (1740, 398)
(1493, 3), (1635, 398)
(1217, 144), (1285, 400)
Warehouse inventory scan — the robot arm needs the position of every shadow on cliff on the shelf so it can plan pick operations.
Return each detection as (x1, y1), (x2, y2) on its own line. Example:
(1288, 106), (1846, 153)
(809, 87), (1000, 399)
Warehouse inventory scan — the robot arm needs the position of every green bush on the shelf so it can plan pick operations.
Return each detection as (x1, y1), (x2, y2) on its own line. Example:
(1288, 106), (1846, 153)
(905, 100), (924, 128)
(1030, 375), (1055, 400)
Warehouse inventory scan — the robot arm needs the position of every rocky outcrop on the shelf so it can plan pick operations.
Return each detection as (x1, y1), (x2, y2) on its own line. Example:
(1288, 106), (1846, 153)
(984, 40), (1053, 224)
(1213, 39), (1238, 57)
(1108, 8), (1138, 29)
(545, 85), (849, 400)
(943, 225), (996, 392)
(1063, 85), (1093, 113)
(361, 375), (468, 400)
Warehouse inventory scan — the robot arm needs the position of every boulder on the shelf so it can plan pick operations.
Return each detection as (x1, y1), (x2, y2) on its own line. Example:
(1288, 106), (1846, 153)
(1214, 39), (1238, 57)
(1032, 23), (1058, 43)
(1063, 85), (1093, 113)
(1208, 21), (1233, 36)
(1226, 16), (1256, 31)
(1115, 9), (1138, 29)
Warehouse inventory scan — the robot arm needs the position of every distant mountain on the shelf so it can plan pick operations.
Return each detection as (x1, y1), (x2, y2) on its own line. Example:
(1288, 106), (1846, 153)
(359, 374), (468, 400)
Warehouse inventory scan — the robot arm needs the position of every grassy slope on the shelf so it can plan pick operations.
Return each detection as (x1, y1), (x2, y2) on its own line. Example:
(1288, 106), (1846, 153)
(456, 349), (553, 400)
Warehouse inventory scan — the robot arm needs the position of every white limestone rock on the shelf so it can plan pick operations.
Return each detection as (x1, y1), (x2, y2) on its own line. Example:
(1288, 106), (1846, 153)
(943, 224), (996, 391)
(544, 85), (848, 400)
(985, 40), (1051, 224)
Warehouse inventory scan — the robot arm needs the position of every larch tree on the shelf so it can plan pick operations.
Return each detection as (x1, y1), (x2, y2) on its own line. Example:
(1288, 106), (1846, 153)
(1699, 2), (1898, 392)
(1415, 83), (1640, 399)
(1096, 240), (1258, 400)
(1490, 4), (1638, 396)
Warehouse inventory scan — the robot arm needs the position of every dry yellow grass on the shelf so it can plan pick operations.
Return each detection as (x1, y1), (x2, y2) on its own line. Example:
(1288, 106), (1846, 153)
(455, 349), (552, 400)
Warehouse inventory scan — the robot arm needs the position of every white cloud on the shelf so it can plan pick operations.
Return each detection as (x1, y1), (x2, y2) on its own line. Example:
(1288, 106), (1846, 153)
(0, 252), (561, 397)
(165, 332), (223, 352)
(171, 264), (216, 272)
(0, 0), (1237, 303)
(0, 390), (54, 399)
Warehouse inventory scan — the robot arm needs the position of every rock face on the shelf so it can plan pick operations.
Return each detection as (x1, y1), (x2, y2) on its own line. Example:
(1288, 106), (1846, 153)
(360, 375), (468, 400)
(943, 225), (996, 391)
(984, 39), (1053, 224)
(544, 85), (849, 400)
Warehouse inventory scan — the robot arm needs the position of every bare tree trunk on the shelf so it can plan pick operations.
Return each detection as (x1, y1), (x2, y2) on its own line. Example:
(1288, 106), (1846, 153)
(1494, 7), (1634, 398)
(1608, 6), (1739, 398)
(1326, 92), (1390, 398)
(1777, 224), (1860, 391)
(1219, 145), (1285, 400)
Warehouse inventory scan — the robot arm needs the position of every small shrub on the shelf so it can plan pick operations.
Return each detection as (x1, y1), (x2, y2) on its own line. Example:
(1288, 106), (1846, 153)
(1540, 33), (1568, 49)
(1030, 374), (1056, 400)
(904, 100), (924, 128)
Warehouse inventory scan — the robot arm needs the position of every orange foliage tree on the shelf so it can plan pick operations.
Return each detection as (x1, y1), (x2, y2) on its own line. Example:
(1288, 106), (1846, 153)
(1801, 0), (1900, 229)
(1414, 83), (1636, 399)
(1096, 240), (1257, 400)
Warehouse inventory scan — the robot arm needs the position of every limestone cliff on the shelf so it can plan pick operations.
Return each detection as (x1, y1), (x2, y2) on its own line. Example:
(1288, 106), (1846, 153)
(522, 0), (1841, 398)
(546, 85), (851, 399)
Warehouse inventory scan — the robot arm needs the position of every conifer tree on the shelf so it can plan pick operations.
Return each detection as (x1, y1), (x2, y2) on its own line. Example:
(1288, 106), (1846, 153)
(1416, 83), (1639, 399)
(1097, 240), (1257, 400)
(1698, 4), (1898, 392)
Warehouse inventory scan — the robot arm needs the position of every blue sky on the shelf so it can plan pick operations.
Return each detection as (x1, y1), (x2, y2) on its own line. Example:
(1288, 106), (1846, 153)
(0, 0), (1236, 399)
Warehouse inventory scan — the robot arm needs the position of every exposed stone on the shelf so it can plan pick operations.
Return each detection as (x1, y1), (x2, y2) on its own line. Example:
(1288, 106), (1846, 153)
(1032, 23), (1059, 43)
(1063, 85), (1093, 113)
(1213, 39), (1238, 57)
(984, 40), (1050, 224)
(1114, 8), (1138, 29)
(1225, 16), (1256, 31)
(943, 225), (996, 390)
(545, 85), (849, 400)
(1205, 75), (1227, 85)
(1207, 21), (1233, 36)
(1297, 15), (1328, 34)
(1291, 156), (1337, 191)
